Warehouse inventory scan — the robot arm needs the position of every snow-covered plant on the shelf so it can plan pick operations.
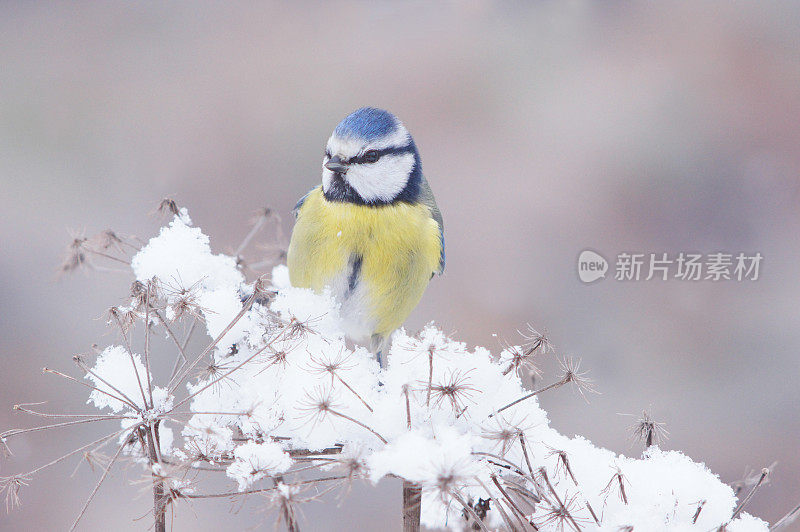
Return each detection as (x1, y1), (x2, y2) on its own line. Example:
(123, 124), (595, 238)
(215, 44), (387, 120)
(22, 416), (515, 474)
(2, 200), (792, 531)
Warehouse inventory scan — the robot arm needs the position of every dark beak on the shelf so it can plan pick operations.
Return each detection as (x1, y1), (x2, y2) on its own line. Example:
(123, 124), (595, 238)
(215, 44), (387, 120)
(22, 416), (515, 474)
(324, 155), (349, 174)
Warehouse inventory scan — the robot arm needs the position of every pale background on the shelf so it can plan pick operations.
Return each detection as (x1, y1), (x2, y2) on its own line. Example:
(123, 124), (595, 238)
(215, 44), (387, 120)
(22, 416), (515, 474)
(1, 2), (799, 530)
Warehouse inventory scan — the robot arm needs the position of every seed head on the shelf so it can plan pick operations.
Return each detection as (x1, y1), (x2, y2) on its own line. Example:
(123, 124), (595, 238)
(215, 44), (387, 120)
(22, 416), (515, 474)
(59, 235), (89, 273)
(1, 474), (29, 512)
(481, 415), (529, 456)
(297, 386), (341, 428)
(308, 349), (355, 380)
(519, 324), (553, 354)
(427, 369), (479, 414)
(539, 494), (586, 531)
(107, 306), (137, 333)
(558, 356), (598, 401)
(162, 278), (206, 321)
(94, 230), (124, 252)
(155, 198), (180, 218)
(500, 343), (543, 378)
(601, 466), (629, 504)
(629, 410), (669, 448)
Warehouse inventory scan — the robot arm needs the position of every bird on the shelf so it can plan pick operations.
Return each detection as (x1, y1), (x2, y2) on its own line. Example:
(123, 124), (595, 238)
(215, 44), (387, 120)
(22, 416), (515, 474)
(287, 107), (444, 367)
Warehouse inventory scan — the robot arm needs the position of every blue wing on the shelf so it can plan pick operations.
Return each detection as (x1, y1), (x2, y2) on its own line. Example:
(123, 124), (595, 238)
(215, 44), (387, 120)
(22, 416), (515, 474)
(292, 186), (318, 218)
(418, 176), (444, 275)
(438, 228), (445, 274)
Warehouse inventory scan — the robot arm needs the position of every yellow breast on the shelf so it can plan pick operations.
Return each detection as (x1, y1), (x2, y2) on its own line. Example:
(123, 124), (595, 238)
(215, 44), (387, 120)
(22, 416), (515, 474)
(287, 186), (441, 339)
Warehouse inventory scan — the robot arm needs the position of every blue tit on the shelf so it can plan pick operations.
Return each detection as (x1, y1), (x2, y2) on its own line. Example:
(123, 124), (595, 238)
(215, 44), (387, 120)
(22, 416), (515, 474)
(287, 107), (444, 367)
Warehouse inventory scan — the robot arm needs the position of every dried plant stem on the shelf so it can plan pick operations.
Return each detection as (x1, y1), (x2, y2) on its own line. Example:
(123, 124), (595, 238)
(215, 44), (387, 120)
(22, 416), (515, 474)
(280, 494), (299, 532)
(494, 378), (566, 415)
(86, 248), (130, 265)
(471, 452), (527, 478)
(334, 374), (373, 413)
(236, 211), (269, 256)
(182, 476), (347, 499)
(609, 470), (629, 505)
(426, 350), (434, 407)
(150, 421), (164, 463)
(518, 433), (535, 479)
(505, 482), (543, 507)
(538, 467), (581, 532)
(502, 346), (536, 376)
(43, 367), (141, 413)
(558, 451), (600, 525)
(2, 417), (124, 439)
(403, 385), (412, 428)
(481, 484), (518, 531)
(771, 502), (800, 531)
(160, 459), (227, 473)
(69, 430), (130, 532)
(284, 463), (329, 475)
(167, 322), (291, 414)
(402, 481), (422, 532)
(116, 323), (150, 408)
(181, 318), (198, 351)
(731, 468), (769, 520)
(328, 409), (387, 444)
(170, 410), (254, 417)
(90, 265), (130, 274)
(693, 500), (706, 524)
(142, 287), (156, 409)
(74, 358), (142, 413)
(143, 425), (167, 532)
(487, 475), (534, 531)
(153, 308), (188, 364)
(168, 292), (257, 393)
(401, 382), (421, 531)
(12, 404), (134, 420)
(170, 318), (198, 381)
(27, 426), (133, 478)
(287, 447), (343, 457)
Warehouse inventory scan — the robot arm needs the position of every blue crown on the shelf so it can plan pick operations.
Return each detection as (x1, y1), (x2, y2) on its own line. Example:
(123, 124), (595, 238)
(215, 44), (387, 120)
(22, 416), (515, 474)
(334, 107), (399, 141)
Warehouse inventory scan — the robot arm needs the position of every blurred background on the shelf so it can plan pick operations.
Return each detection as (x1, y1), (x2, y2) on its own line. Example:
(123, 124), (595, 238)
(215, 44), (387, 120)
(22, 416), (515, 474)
(2, 2), (799, 530)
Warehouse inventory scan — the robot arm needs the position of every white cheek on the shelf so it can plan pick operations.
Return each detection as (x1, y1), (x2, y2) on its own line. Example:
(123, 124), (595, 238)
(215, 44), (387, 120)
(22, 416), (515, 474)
(322, 165), (334, 193)
(345, 153), (415, 202)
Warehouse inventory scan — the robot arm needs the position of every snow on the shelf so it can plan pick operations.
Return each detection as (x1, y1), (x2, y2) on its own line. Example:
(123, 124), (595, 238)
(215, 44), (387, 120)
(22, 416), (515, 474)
(86, 346), (151, 413)
(84, 211), (769, 531)
(226, 441), (293, 490)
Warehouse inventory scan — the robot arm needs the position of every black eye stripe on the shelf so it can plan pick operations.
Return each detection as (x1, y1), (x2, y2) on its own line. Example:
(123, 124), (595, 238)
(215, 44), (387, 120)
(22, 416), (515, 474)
(348, 145), (413, 164)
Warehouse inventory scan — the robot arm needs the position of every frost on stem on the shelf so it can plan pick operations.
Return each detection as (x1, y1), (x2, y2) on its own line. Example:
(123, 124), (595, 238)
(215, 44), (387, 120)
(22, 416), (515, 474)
(3, 205), (775, 532)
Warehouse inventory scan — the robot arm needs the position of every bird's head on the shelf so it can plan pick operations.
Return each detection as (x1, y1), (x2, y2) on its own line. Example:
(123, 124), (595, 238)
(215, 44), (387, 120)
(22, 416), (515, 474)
(321, 107), (421, 205)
